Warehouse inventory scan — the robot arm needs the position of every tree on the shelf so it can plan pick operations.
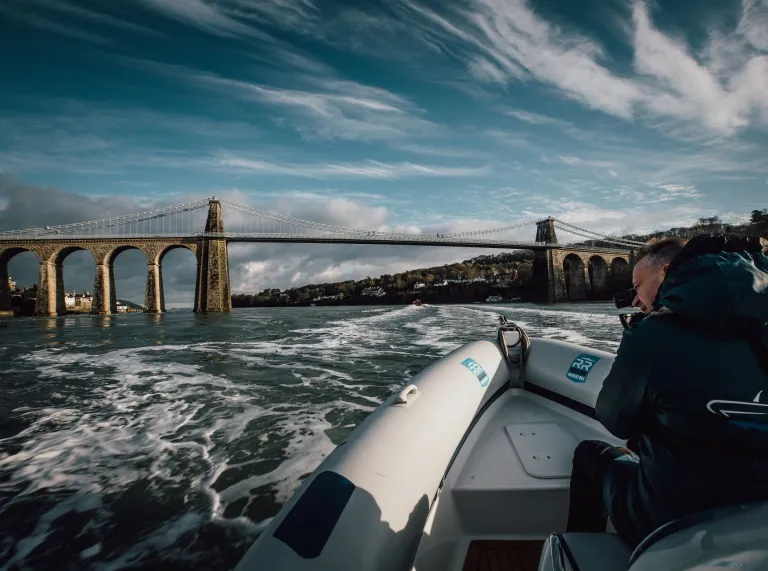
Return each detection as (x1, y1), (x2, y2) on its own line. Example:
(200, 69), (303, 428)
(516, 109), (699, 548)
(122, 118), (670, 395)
(750, 209), (768, 224)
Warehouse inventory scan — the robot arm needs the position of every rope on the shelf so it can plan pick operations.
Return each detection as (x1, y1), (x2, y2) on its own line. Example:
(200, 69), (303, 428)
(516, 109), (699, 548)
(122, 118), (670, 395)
(497, 315), (531, 368)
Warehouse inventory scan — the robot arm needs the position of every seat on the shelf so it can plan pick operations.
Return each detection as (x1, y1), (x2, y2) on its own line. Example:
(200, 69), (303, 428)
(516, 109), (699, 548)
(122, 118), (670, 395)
(536, 501), (768, 571)
(628, 500), (768, 571)
(537, 532), (631, 571)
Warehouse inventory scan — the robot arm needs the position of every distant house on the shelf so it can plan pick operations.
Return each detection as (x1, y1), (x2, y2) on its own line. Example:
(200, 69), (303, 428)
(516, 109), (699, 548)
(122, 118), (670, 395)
(472, 276), (487, 283)
(362, 287), (386, 297)
(116, 304), (129, 313)
(7, 276), (16, 291)
(413, 282), (426, 290)
(66, 290), (93, 312)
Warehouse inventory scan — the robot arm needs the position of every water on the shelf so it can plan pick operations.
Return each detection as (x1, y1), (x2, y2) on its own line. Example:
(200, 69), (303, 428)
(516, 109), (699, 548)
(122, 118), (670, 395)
(0, 302), (625, 570)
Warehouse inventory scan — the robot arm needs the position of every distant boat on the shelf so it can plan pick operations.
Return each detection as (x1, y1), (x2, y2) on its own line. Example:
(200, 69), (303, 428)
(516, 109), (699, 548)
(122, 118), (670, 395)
(485, 295), (504, 303)
(412, 299), (423, 306)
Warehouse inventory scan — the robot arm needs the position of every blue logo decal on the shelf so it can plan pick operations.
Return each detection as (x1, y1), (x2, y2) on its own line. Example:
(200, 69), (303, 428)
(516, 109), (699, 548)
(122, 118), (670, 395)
(566, 353), (600, 383)
(461, 357), (490, 388)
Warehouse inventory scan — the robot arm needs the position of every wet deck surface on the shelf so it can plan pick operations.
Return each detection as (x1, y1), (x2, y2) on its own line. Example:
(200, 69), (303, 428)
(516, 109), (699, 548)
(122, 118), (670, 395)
(462, 540), (545, 571)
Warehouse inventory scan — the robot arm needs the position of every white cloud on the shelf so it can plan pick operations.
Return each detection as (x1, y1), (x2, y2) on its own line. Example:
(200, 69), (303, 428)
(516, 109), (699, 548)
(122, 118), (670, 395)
(469, 56), (511, 84)
(649, 183), (702, 202)
(136, 0), (268, 38)
(506, 109), (569, 126)
(559, 156), (584, 166)
(216, 155), (487, 179)
(131, 57), (440, 142)
(398, 0), (768, 136)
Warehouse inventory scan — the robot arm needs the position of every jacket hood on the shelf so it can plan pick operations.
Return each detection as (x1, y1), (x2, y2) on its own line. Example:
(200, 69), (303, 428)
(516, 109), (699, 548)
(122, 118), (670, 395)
(658, 251), (768, 334)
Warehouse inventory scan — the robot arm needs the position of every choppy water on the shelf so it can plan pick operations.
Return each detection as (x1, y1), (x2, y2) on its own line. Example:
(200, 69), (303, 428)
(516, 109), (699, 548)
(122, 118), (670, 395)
(0, 303), (625, 570)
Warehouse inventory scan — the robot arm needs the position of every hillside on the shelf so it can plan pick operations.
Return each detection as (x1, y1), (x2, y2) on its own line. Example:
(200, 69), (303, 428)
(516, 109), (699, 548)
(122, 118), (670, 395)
(232, 209), (768, 308)
(233, 251), (534, 307)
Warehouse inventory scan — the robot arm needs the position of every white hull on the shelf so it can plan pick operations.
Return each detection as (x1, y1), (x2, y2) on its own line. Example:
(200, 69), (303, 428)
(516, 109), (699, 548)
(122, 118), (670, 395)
(235, 327), (768, 571)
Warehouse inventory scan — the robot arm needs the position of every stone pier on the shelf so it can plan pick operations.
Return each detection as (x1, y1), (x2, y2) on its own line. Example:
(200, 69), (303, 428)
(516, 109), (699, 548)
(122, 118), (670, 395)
(92, 263), (112, 315)
(35, 261), (58, 316)
(194, 199), (232, 313)
(0, 259), (11, 312)
(144, 261), (164, 313)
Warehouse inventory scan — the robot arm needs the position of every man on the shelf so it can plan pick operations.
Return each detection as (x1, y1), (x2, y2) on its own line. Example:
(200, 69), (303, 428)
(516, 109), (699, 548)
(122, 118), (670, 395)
(566, 234), (768, 549)
(629, 239), (686, 314)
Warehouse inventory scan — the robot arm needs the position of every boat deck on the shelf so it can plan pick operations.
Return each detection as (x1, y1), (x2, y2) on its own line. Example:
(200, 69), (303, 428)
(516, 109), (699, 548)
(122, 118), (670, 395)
(462, 540), (544, 571)
(412, 388), (625, 571)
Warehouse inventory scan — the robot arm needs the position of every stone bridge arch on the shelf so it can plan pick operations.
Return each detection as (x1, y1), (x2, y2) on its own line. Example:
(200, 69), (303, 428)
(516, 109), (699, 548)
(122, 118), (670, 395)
(609, 257), (632, 292)
(587, 255), (609, 298)
(537, 249), (635, 303)
(0, 247), (42, 313)
(563, 253), (588, 301)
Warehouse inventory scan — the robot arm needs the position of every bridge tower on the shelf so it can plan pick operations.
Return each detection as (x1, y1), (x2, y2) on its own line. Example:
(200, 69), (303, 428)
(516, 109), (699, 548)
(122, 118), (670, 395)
(531, 217), (566, 304)
(193, 197), (232, 313)
(535, 217), (558, 245)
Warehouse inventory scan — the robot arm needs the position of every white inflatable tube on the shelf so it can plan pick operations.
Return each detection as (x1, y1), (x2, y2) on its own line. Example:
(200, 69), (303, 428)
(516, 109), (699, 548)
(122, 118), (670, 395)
(524, 338), (616, 409)
(234, 339), (512, 571)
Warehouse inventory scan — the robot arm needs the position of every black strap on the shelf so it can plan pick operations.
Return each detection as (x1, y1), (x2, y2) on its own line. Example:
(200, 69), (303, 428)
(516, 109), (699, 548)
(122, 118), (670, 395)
(554, 534), (582, 571)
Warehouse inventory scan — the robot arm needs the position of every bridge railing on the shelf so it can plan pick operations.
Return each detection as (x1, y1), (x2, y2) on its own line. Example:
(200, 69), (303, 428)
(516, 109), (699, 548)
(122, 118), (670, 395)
(0, 231), (633, 252)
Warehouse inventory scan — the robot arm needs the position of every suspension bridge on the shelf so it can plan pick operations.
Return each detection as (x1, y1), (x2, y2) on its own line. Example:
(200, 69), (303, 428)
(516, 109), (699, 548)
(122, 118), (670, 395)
(0, 197), (643, 316)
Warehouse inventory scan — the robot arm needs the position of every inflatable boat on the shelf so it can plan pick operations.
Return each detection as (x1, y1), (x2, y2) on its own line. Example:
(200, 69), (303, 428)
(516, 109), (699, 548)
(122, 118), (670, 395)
(234, 319), (768, 571)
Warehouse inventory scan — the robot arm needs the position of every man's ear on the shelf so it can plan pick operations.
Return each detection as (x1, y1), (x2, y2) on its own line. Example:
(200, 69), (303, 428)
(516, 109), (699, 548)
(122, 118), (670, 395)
(661, 263), (670, 277)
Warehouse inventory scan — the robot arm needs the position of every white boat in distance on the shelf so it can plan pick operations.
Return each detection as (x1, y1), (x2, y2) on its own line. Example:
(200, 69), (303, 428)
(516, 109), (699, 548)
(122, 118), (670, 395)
(234, 319), (768, 571)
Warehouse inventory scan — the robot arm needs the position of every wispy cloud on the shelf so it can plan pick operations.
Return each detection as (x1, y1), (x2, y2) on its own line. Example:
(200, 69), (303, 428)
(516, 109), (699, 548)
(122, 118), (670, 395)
(4, 10), (115, 45)
(395, 0), (768, 136)
(648, 183), (702, 202)
(506, 109), (570, 126)
(559, 156), (584, 166)
(216, 155), (487, 179)
(131, 57), (441, 142)
(136, 0), (266, 39)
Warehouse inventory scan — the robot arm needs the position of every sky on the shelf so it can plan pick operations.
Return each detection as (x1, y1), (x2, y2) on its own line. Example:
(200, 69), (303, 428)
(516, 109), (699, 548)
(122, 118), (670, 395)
(1, 0), (767, 306)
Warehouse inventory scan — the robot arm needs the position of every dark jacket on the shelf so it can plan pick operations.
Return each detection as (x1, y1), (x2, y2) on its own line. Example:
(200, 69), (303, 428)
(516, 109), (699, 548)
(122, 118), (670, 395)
(595, 250), (768, 530)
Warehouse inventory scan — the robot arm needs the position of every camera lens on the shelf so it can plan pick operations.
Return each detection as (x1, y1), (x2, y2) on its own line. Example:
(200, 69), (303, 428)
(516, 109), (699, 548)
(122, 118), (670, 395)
(613, 288), (636, 309)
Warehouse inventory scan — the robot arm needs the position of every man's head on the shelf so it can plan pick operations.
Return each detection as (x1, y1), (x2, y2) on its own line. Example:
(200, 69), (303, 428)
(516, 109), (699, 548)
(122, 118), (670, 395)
(632, 238), (686, 313)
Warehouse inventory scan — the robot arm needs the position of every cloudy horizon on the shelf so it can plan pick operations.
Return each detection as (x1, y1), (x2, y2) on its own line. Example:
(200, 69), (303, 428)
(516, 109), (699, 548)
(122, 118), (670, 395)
(1, 0), (766, 306)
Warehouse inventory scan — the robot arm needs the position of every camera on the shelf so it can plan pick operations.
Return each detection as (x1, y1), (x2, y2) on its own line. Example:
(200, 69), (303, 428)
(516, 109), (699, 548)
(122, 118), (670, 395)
(613, 287), (636, 309)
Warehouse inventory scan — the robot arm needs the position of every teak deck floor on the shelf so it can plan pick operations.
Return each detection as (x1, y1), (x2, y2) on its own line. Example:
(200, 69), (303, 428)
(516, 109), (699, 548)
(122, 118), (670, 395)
(462, 540), (545, 571)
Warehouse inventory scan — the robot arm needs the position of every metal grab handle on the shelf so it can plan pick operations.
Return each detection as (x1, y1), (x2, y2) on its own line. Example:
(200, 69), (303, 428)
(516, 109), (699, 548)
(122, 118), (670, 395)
(396, 384), (420, 405)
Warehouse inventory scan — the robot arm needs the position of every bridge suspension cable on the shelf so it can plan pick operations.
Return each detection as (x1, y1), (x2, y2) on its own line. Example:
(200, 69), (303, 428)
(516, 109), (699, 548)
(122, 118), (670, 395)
(0, 199), (211, 238)
(220, 199), (378, 236)
(552, 218), (646, 248)
(438, 219), (537, 238)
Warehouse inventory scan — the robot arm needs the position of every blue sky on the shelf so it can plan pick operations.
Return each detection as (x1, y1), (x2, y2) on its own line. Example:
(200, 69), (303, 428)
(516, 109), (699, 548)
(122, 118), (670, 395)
(1, 0), (767, 303)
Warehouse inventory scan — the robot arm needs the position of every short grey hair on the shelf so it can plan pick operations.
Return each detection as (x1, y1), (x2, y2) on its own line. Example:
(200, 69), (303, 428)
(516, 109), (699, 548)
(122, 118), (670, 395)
(636, 238), (686, 268)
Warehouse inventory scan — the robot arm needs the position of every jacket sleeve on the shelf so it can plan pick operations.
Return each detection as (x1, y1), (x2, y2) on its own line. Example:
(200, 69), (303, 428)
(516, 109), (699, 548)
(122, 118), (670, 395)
(595, 327), (652, 439)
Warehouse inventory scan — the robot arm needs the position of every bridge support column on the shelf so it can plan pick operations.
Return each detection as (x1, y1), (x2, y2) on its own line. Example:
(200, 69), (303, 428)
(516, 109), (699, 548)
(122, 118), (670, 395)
(35, 261), (57, 316)
(531, 250), (567, 304)
(55, 263), (66, 315)
(194, 239), (231, 312)
(92, 263), (115, 315)
(194, 198), (231, 313)
(144, 262), (164, 314)
(0, 260), (11, 312)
